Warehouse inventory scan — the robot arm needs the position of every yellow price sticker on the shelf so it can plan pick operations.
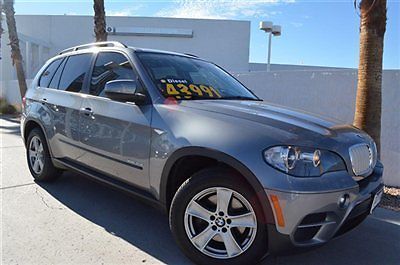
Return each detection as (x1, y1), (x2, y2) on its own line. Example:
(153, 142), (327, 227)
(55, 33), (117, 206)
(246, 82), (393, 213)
(164, 83), (221, 99)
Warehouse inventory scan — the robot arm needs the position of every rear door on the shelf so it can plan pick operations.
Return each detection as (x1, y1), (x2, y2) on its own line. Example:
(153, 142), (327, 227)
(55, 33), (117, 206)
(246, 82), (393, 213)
(35, 57), (65, 153)
(78, 51), (152, 189)
(47, 53), (94, 160)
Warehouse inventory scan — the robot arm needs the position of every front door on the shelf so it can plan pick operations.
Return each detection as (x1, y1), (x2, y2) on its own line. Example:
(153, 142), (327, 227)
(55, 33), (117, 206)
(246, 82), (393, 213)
(78, 51), (152, 189)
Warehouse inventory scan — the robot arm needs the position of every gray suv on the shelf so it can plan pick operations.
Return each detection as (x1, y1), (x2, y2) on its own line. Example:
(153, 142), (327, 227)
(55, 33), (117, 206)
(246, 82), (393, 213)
(21, 41), (384, 265)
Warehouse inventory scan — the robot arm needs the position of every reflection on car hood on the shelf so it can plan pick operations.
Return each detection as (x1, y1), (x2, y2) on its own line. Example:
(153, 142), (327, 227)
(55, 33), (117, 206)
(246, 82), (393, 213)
(178, 99), (372, 151)
(180, 100), (344, 134)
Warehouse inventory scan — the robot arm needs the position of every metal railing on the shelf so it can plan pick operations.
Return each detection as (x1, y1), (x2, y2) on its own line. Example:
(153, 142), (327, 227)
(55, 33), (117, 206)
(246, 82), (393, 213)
(58, 41), (127, 55)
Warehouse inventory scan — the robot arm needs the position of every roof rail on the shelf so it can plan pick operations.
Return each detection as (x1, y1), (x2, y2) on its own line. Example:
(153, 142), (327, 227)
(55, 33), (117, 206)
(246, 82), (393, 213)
(184, 53), (198, 58)
(58, 41), (127, 55)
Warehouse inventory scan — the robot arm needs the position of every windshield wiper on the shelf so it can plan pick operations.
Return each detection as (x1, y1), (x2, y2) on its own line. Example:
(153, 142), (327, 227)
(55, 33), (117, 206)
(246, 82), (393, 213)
(177, 95), (262, 101)
(218, 96), (262, 101)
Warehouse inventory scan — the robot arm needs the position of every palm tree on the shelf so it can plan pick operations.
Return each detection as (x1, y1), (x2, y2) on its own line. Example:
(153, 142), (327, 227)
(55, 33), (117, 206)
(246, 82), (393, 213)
(3, 0), (27, 99)
(1, 2), (3, 45)
(353, 0), (387, 154)
(1, 2), (4, 55)
(93, 0), (107, 42)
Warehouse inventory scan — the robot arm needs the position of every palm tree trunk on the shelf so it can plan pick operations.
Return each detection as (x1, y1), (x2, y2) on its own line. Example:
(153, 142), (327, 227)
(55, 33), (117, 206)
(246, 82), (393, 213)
(353, 0), (387, 154)
(3, 0), (27, 100)
(1, 2), (4, 52)
(93, 0), (107, 42)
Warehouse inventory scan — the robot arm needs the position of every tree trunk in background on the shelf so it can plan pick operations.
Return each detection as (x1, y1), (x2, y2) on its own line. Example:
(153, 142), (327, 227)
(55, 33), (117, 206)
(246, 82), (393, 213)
(93, 0), (107, 42)
(354, 0), (387, 154)
(0, 2), (3, 61)
(4, 0), (27, 99)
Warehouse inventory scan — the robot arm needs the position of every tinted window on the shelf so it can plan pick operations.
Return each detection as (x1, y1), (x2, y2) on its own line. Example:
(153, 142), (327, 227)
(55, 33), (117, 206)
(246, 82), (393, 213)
(49, 58), (67, 89)
(39, 58), (63, 88)
(59, 54), (92, 92)
(90, 52), (137, 96)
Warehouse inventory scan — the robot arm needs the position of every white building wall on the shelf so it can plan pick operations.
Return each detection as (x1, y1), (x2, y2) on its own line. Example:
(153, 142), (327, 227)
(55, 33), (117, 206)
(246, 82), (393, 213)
(4, 15), (250, 72)
(234, 70), (400, 187)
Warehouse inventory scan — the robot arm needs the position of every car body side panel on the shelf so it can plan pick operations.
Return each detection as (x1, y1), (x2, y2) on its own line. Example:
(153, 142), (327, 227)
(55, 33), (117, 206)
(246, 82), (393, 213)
(22, 87), (55, 141)
(77, 95), (152, 189)
(45, 89), (85, 160)
(23, 85), (85, 160)
(21, 62), (56, 145)
(148, 103), (273, 198)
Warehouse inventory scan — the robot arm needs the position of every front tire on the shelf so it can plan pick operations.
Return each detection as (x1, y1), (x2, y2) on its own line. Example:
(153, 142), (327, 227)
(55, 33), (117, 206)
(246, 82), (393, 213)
(26, 128), (62, 182)
(170, 167), (267, 265)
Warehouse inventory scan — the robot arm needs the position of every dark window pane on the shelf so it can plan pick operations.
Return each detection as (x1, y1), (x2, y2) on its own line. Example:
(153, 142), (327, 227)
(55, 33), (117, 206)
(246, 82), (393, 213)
(49, 58), (67, 89)
(90, 52), (137, 96)
(59, 54), (92, 92)
(39, 58), (63, 88)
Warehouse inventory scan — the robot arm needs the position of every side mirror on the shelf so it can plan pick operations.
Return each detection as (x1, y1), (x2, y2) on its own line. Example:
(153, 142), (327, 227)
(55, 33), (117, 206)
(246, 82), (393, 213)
(104, 80), (146, 104)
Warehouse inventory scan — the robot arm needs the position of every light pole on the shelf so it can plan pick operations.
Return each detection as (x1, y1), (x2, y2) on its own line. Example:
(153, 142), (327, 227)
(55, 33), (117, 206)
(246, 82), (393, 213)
(260, 21), (281, 72)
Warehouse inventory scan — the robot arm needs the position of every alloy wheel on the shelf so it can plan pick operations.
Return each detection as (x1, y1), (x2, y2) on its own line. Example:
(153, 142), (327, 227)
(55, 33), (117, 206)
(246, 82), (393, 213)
(184, 187), (257, 259)
(29, 136), (45, 174)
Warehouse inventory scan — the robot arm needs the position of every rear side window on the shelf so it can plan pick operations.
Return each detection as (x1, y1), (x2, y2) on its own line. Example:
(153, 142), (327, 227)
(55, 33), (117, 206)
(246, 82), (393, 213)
(58, 53), (92, 92)
(49, 58), (67, 89)
(90, 52), (137, 96)
(39, 58), (63, 88)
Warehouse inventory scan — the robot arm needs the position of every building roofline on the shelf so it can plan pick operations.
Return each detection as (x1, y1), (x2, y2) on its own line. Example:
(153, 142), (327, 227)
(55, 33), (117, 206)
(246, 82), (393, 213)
(14, 14), (250, 24)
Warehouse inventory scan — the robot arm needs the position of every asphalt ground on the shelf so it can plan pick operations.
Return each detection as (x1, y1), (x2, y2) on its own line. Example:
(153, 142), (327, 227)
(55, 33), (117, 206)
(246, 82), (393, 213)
(1, 116), (399, 264)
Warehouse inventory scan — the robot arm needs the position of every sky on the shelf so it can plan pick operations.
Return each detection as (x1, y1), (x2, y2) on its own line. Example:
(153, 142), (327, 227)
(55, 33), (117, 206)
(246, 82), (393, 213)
(12, 0), (400, 69)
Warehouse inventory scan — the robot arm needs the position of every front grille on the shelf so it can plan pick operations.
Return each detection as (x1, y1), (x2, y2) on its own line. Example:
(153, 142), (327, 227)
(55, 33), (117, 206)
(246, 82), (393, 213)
(349, 143), (374, 176)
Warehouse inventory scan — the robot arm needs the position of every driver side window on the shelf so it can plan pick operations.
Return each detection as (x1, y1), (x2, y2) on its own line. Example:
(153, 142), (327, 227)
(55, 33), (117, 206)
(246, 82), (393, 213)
(90, 52), (138, 97)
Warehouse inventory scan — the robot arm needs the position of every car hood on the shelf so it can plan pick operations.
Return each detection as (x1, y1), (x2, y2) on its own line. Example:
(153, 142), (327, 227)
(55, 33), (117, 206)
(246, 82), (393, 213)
(178, 100), (370, 150)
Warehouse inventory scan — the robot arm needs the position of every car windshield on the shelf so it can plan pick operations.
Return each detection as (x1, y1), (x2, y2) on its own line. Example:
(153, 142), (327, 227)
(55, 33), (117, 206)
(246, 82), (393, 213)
(137, 52), (259, 101)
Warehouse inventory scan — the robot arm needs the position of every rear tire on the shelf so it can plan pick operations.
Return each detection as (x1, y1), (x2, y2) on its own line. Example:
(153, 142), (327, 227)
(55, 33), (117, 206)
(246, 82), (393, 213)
(26, 128), (62, 182)
(170, 167), (267, 265)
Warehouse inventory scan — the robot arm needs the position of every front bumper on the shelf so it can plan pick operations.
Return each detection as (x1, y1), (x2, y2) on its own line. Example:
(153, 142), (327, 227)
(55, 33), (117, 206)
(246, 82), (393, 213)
(265, 163), (383, 255)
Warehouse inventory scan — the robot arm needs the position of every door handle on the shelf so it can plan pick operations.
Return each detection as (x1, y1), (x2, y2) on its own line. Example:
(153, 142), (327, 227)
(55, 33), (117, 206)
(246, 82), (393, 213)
(80, 107), (94, 117)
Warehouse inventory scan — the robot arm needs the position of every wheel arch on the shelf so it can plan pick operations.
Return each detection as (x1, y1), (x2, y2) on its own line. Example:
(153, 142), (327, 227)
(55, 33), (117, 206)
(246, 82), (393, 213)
(23, 118), (54, 157)
(160, 146), (275, 225)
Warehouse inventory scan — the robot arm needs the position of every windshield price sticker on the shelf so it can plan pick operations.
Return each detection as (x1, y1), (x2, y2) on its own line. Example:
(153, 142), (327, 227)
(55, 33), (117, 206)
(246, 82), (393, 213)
(160, 79), (222, 99)
(161, 78), (188, 84)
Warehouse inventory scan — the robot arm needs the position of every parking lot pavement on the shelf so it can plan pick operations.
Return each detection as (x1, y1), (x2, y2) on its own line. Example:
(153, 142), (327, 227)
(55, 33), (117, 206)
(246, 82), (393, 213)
(1, 116), (400, 265)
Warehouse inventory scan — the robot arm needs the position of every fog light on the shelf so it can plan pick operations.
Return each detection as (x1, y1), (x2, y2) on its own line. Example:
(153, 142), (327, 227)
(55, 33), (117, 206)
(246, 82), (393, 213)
(339, 194), (350, 208)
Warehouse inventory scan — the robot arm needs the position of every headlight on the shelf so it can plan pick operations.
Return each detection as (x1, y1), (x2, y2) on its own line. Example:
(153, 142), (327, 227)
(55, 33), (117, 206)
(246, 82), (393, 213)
(369, 139), (378, 167)
(263, 146), (346, 177)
